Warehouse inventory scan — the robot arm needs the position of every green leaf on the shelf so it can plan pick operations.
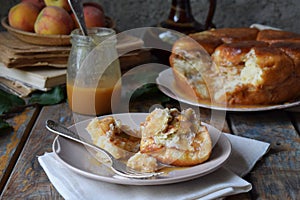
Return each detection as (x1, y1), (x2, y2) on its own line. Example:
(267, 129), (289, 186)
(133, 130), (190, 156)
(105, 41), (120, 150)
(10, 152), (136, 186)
(0, 89), (25, 115)
(131, 83), (157, 99)
(29, 86), (65, 105)
(131, 83), (170, 103)
(0, 118), (10, 130)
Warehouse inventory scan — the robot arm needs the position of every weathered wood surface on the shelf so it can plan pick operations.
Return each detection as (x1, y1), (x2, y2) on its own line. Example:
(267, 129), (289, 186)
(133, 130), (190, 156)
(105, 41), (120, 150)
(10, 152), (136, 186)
(227, 110), (300, 199)
(3, 100), (300, 199)
(0, 106), (39, 193)
(1, 103), (72, 199)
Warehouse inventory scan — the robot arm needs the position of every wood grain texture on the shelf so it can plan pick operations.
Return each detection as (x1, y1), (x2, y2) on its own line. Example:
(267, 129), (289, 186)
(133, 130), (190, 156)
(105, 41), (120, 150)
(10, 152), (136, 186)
(227, 110), (300, 199)
(0, 103), (71, 199)
(0, 106), (39, 193)
(4, 100), (299, 199)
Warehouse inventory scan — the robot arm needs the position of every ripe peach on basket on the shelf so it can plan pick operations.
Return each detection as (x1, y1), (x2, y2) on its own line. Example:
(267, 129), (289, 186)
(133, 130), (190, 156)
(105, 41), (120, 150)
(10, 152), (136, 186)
(21, 0), (45, 10)
(34, 6), (74, 35)
(8, 2), (40, 32)
(44, 0), (71, 12)
(71, 2), (106, 28)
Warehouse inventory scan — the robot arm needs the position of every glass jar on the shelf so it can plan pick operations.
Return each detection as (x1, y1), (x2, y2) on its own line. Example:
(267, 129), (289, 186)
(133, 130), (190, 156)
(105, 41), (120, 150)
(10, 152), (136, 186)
(67, 28), (121, 115)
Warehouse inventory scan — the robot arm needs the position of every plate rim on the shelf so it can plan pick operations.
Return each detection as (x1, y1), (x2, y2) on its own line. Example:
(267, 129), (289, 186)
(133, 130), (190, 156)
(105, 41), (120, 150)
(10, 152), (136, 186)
(52, 113), (232, 185)
(156, 68), (300, 112)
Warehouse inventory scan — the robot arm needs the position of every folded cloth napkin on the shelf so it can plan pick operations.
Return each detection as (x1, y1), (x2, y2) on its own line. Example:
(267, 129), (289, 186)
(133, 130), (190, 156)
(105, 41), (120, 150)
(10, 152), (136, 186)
(38, 133), (270, 200)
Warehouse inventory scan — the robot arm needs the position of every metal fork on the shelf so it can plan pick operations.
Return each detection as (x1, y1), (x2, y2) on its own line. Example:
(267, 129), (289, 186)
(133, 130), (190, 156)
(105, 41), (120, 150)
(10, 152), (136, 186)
(45, 120), (163, 179)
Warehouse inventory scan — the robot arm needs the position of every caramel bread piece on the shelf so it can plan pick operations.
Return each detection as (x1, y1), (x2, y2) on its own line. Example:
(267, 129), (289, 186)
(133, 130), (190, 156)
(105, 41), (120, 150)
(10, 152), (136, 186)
(242, 47), (294, 86)
(170, 34), (214, 101)
(209, 27), (259, 43)
(257, 29), (300, 44)
(140, 108), (212, 166)
(230, 46), (296, 104)
(271, 41), (300, 77)
(188, 31), (223, 55)
(86, 117), (140, 159)
(212, 40), (268, 68)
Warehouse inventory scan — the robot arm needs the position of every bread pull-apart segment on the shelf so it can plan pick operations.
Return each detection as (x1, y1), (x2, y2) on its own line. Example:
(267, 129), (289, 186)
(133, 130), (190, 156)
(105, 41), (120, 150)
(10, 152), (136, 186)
(219, 46), (296, 105)
(209, 27), (259, 43)
(86, 117), (140, 159)
(241, 47), (294, 87)
(257, 29), (300, 44)
(212, 41), (268, 69)
(170, 35), (215, 101)
(140, 108), (212, 167)
(270, 41), (300, 77)
(188, 31), (223, 55)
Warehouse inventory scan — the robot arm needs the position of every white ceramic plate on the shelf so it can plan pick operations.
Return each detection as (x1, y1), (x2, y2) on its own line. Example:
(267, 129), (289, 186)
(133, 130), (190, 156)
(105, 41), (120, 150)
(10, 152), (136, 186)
(52, 113), (231, 185)
(156, 68), (300, 112)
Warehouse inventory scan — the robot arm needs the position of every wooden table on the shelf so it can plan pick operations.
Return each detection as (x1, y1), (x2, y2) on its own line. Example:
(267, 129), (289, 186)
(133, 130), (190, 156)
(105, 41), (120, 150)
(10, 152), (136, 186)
(1, 87), (300, 199)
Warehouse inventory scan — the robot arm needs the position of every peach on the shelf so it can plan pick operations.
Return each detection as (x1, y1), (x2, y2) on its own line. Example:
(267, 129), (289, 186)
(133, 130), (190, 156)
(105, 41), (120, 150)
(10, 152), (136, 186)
(8, 2), (40, 32)
(83, 2), (104, 13)
(72, 5), (105, 28)
(34, 6), (74, 35)
(21, 0), (45, 10)
(44, 0), (71, 12)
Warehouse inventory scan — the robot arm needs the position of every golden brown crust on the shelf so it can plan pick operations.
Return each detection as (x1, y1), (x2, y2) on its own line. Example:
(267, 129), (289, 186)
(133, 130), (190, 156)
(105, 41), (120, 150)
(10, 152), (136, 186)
(270, 41), (300, 77)
(86, 117), (140, 159)
(212, 40), (268, 68)
(209, 27), (259, 43)
(140, 108), (212, 167)
(257, 29), (300, 44)
(171, 63), (209, 100)
(188, 31), (223, 55)
(248, 47), (294, 86)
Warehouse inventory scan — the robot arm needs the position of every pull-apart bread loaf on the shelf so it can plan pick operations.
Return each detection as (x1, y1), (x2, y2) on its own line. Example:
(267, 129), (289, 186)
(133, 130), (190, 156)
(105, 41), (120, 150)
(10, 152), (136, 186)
(170, 28), (300, 105)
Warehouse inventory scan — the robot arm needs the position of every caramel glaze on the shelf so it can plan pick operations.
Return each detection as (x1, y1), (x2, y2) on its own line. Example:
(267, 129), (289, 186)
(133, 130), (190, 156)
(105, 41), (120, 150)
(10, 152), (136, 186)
(212, 40), (268, 67)
(257, 29), (300, 44)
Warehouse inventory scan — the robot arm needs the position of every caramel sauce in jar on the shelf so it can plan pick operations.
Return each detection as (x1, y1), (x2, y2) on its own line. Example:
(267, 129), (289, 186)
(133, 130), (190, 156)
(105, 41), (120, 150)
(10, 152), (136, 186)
(67, 28), (121, 115)
(67, 81), (121, 115)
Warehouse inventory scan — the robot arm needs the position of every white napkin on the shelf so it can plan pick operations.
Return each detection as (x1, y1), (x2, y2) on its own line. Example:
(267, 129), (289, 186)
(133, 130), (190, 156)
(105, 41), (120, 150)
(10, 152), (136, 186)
(38, 133), (270, 200)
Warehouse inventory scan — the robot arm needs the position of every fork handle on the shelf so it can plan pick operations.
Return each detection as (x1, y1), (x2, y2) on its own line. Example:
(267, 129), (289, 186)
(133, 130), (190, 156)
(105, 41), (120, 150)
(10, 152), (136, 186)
(46, 120), (114, 162)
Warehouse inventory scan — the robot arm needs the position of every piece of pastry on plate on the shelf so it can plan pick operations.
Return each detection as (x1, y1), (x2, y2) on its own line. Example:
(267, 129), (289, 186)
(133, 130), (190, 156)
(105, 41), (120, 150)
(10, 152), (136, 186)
(127, 152), (158, 173)
(86, 116), (140, 159)
(139, 108), (212, 167)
